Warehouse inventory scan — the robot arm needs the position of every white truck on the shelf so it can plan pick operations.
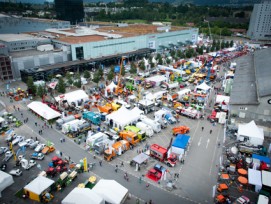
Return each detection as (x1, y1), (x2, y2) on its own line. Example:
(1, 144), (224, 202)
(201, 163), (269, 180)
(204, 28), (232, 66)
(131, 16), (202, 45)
(177, 89), (191, 100)
(9, 169), (22, 176)
(154, 110), (169, 127)
(56, 115), (76, 130)
(137, 99), (155, 114)
(20, 159), (36, 170)
(86, 132), (108, 149)
(136, 122), (154, 137)
(140, 115), (161, 133)
(180, 107), (200, 119)
(61, 119), (85, 134)
(3, 151), (13, 162)
(161, 82), (178, 90)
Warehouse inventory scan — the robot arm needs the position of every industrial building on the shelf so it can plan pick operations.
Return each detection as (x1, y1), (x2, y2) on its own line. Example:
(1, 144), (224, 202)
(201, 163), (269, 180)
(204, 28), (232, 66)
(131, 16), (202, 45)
(0, 24), (198, 81)
(55, 0), (84, 25)
(247, 0), (271, 41)
(0, 14), (70, 34)
(229, 48), (271, 126)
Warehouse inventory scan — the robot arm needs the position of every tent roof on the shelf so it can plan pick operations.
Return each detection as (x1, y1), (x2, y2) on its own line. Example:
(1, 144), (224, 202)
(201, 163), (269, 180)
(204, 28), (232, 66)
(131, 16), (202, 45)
(215, 95), (230, 104)
(138, 99), (154, 106)
(238, 120), (264, 140)
(62, 187), (104, 204)
(106, 82), (117, 91)
(196, 82), (211, 91)
(24, 176), (54, 195)
(262, 171), (271, 187)
(248, 169), (262, 186)
(0, 170), (14, 198)
(27, 101), (61, 120)
(172, 134), (190, 149)
(146, 75), (167, 82)
(55, 90), (88, 103)
(92, 179), (128, 204)
(131, 107), (144, 115)
(132, 153), (149, 164)
(252, 154), (270, 165)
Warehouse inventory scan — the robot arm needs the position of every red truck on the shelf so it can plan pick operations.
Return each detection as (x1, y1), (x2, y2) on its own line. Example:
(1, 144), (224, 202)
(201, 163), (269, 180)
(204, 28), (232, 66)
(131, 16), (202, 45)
(149, 139), (177, 167)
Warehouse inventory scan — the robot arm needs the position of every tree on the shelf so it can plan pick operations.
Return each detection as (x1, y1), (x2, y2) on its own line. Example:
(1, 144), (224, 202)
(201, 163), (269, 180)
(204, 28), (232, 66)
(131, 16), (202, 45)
(37, 85), (45, 98)
(198, 46), (203, 55)
(221, 40), (225, 49)
(57, 77), (66, 94)
(107, 70), (114, 80)
(230, 40), (234, 47)
(130, 62), (137, 74)
(158, 57), (163, 65)
(74, 74), (82, 88)
(139, 61), (145, 71)
(26, 76), (36, 95)
(83, 70), (90, 79)
(166, 58), (171, 65)
(225, 41), (230, 48)
(156, 53), (161, 60)
(210, 46), (215, 52)
(120, 66), (125, 76)
(93, 70), (102, 84)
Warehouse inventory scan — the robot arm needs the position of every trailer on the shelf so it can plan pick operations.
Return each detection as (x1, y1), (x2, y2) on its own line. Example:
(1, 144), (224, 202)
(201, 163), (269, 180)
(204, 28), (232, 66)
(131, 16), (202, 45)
(55, 115), (76, 130)
(140, 115), (161, 133)
(136, 122), (154, 137)
(61, 119), (85, 134)
(86, 132), (108, 149)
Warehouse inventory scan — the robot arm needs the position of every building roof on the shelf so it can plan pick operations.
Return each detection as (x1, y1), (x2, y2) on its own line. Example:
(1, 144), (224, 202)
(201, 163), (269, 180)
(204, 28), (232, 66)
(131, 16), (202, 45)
(254, 48), (271, 97)
(0, 34), (45, 43)
(62, 188), (104, 204)
(24, 176), (54, 195)
(229, 54), (259, 105)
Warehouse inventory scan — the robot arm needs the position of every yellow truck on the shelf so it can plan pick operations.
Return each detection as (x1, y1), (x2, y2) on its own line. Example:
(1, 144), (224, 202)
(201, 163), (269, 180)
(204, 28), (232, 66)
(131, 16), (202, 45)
(104, 140), (130, 161)
(41, 144), (55, 155)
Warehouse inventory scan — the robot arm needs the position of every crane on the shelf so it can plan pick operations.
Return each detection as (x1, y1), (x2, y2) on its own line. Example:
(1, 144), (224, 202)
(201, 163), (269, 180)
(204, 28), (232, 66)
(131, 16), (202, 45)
(114, 56), (126, 96)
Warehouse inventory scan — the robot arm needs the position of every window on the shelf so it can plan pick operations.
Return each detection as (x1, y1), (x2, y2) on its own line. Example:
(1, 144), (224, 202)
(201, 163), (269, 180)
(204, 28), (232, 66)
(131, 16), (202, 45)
(239, 107), (247, 110)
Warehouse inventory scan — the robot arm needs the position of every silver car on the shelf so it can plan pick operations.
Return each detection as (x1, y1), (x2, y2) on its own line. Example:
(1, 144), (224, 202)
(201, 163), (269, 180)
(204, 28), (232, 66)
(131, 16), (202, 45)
(0, 147), (8, 155)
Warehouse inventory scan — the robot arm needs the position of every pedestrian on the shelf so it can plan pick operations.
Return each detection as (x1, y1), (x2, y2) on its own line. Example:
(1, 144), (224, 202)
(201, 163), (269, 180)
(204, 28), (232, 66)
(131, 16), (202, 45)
(202, 126), (204, 131)
(115, 165), (118, 173)
(146, 183), (150, 190)
(99, 160), (102, 166)
(17, 107), (20, 111)
(63, 138), (65, 142)
(120, 161), (124, 167)
(69, 156), (71, 161)
(210, 129), (213, 134)
(13, 105), (16, 110)
(51, 125), (52, 128)
(26, 118), (28, 122)
(35, 137), (38, 141)
(149, 199), (153, 204)
(40, 130), (42, 134)
(21, 113), (23, 117)
(177, 173), (179, 178)
(60, 138), (63, 143)
(60, 151), (63, 157)
(35, 122), (37, 126)
(174, 173), (176, 178)
(139, 176), (142, 184)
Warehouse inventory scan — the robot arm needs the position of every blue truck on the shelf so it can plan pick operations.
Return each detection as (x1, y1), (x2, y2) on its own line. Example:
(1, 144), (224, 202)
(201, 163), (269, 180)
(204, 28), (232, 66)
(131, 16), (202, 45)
(82, 111), (101, 125)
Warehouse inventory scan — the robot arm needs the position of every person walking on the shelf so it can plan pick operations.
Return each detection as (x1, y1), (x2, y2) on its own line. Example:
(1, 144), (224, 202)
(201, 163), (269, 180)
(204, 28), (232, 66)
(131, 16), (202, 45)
(60, 138), (63, 143)
(202, 126), (204, 131)
(115, 165), (118, 173)
(35, 122), (37, 127)
(146, 183), (150, 190)
(99, 160), (102, 166)
(63, 138), (65, 142)
(210, 129), (213, 134)
(120, 161), (124, 167)
(60, 151), (63, 157)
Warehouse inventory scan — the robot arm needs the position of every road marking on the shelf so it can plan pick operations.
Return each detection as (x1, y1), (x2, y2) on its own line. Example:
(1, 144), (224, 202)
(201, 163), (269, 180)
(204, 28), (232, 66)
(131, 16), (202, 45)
(198, 137), (202, 146)
(206, 138), (210, 149)
(209, 126), (221, 176)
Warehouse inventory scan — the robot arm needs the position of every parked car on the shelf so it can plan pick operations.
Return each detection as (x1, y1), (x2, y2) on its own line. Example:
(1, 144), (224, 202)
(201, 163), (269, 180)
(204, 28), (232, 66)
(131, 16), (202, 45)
(31, 152), (45, 160)
(3, 151), (13, 162)
(29, 141), (39, 149)
(34, 143), (46, 152)
(9, 169), (23, 176)
(0, 163), (7, 171)
(25, 139), (35, 146)
(12, 136), (25, 145)
(0, 147), (8, 155)
(5, 134), (17, 142)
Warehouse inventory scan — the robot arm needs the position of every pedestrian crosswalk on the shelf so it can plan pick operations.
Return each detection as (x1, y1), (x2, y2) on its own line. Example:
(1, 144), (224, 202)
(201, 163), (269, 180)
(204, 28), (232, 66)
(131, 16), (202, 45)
(6, 103), (27, 112)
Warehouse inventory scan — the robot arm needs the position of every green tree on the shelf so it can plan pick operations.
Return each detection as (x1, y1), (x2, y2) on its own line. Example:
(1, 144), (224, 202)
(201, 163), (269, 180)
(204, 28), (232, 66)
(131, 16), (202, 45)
(158, 57), (163, 65)
(74, 77), (82, 88)
(221, 40), (225, 49)
(83, 70), (90, 79)
(225, 41), (230, 48)
(26, 76), (36, 95)
(139, 61), (145, 71)
(107, 70), (114, 80)
(210, 46), (215, 52)
(93, 70), (102, 84)
(198, 47), (203, 55)
(230, 40), (234, 47)
(120, 66), (125, 76)
(156, 53), (161, 61)
(166, 58), (171, 64)
(130, 62), (137, 74)
(57, 77), (66, 94)
(206, 47), (210, 53)
(37, 85), (45, 98)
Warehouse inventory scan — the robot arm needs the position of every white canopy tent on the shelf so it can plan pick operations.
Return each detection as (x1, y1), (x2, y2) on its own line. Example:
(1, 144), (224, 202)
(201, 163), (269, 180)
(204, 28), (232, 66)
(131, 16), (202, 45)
(195, 82), (211, 93)
(62, 187), (105, 204)
(106, 106), (141, 130)
(24, 176), (54, 196)
(248, 169), (262, 192)
(237, 120), (264, 146)
(106, 82), (117, 92)
(55, 90), (89, 107)
(131, 107), (144, 115)
(0, 170), (14, 198)
(145, 75), (167, 86)
(92, 179), (128, 204)
(262, 171), (271, 188)
(215, 95), (230, 104)
(27, 101), (61, 120)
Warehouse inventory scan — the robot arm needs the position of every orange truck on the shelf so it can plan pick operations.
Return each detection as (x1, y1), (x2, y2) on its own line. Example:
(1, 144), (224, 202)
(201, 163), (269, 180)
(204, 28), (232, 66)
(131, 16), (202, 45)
(41, 144), (55, 155)
(97, 104), (113, 114)
(172, 126), (190, 136)
(119, 130), (140, 146)
(104, 140), (130, 161)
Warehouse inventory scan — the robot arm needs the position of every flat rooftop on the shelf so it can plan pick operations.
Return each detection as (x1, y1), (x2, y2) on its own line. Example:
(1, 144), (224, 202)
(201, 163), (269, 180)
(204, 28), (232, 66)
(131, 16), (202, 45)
(0, 34), (46, 42)
(230, 54), (259, 105)
(47, 24), (188, 44)
(10, 49), (56, 58)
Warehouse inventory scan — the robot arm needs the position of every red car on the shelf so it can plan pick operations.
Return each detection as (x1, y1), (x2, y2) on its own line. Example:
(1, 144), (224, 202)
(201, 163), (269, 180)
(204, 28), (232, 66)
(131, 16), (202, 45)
(147, 168), (162, 181)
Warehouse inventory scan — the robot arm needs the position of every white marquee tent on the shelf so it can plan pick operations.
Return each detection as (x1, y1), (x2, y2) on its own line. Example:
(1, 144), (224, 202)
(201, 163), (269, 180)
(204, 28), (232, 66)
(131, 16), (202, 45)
(248, 168), (262, 192)
(24, 176), (54, 197)
(195, 82), (211, 93)
(92, 179), (128, 204)
(55, 90), (89, 106)
(27, 101), (61, 120)
(237, 120), (264, 146)
(145, 75), (167, 87)
(0, 170), (14, 198)
(106, 106), (141, 130)
(106, 82), (117, 92)
(62, 187), (105, 204)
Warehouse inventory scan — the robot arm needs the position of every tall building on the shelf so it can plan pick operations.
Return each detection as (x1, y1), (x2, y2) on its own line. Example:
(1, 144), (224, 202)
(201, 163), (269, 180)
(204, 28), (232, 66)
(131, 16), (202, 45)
(247, 1), (271, 41)
(55, 0), (84, 25)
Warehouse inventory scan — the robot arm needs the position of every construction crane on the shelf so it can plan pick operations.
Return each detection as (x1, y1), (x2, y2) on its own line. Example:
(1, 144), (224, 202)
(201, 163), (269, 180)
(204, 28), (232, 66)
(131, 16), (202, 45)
(114, 56), (126, 96)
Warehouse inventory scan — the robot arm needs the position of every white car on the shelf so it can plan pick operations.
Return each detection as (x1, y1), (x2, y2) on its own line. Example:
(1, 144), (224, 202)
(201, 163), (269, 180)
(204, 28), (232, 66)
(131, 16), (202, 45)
(34, 143), (46, 152)
(25, 139), (35, 146)
(0, 147), (8, 155)
(9, 169), (22, 176)
(12, 136), (25, 145)
(29, 141), (39, 149)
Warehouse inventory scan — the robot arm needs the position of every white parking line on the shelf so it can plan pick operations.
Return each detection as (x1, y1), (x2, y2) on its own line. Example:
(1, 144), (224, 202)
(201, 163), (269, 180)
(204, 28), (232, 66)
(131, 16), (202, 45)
(198, 136), (202, 146)
(209, 126), (221, 176)
(206, 138), (210, 149)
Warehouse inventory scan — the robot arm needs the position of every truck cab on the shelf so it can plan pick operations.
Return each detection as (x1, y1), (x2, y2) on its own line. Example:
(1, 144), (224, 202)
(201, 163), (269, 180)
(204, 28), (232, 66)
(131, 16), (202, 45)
(124, 126), (146, 142)
(104, 140), (130, 161)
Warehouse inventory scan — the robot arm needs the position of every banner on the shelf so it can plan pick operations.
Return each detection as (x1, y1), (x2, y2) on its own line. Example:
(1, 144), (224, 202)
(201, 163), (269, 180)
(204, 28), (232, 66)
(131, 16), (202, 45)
(83, 157), (88, 172)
